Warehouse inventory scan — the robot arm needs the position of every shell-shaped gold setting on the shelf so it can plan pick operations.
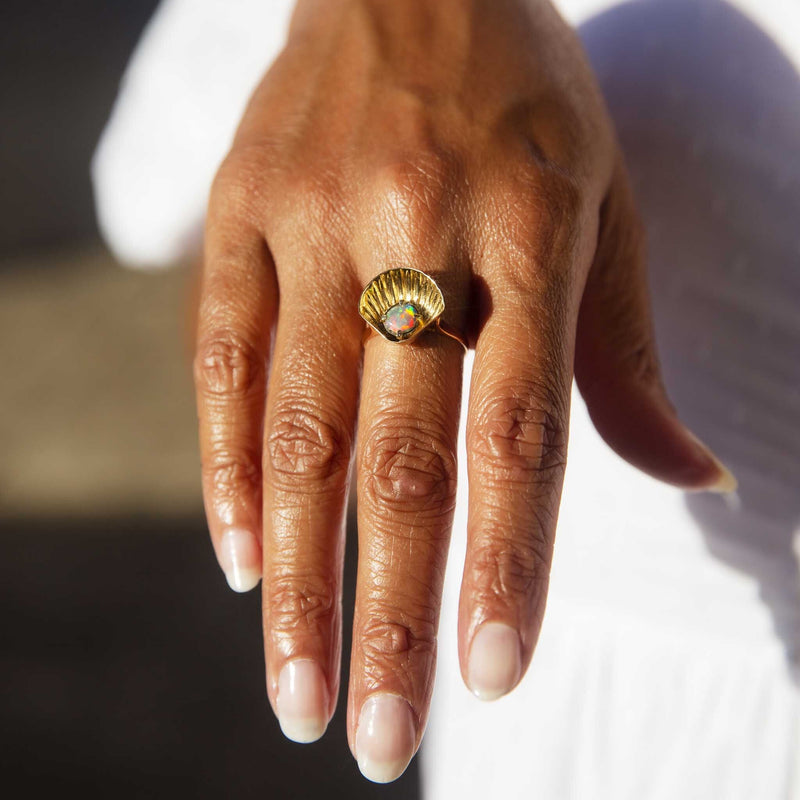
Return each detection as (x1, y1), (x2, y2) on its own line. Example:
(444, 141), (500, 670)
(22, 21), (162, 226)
(359, 267), (446, 343)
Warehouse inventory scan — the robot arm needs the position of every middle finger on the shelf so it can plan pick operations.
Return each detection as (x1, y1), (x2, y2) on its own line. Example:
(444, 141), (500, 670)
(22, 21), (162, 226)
(349, 282), (465, 783)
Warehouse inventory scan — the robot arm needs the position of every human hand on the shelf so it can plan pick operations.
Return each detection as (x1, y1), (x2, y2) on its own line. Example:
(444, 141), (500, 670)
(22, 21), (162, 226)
(195, 0), (735, 783)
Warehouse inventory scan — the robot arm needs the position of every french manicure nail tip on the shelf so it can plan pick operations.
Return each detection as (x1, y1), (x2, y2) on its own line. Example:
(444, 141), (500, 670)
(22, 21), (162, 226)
(356, 694), (416, 784)
(707, 458), (738, 494)
(683, 430), (739, 494)
(468, 621), (522, 701)
(277, 660), (329, 744)
(220, 528), (261, 593)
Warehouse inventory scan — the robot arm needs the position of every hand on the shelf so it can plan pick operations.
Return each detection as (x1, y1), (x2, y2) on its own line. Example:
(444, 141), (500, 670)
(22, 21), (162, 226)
(195, 0), (735, 783)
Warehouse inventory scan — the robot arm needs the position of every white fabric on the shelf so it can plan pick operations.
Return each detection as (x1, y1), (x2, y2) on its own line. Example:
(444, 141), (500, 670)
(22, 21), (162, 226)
(92, 0), (800, 795)
(92, 0), (295, 268)
(425, 374), (800, 800)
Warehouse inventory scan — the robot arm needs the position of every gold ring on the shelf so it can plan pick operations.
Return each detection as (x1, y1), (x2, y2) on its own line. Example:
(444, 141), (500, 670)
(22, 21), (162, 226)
(359, 267), (467, 351)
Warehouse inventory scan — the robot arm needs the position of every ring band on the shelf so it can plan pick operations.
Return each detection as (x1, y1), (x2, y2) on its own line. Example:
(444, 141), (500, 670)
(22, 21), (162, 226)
(359, 267), (467, 351)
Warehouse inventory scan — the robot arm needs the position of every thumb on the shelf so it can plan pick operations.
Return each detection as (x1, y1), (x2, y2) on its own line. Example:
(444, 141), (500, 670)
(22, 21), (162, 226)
(574, 160), (736, 493)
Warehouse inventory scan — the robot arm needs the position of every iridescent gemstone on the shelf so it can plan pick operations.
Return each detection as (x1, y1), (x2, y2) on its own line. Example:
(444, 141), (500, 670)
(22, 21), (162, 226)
(383, 302), (420, 337)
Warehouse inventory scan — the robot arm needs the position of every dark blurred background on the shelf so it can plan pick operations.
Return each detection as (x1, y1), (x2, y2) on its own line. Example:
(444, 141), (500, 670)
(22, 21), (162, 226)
(0, 3), (418, 797)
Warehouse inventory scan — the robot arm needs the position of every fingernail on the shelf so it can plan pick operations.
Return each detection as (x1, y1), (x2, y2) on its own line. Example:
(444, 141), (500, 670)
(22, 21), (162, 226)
(684, 431), (739, 494)
(467, 622), (521, 701)
(705, 454), (738, 494)
(355, 694), (416, 783)
(219, 528), (261, 593)
(276, 659), (330, 743)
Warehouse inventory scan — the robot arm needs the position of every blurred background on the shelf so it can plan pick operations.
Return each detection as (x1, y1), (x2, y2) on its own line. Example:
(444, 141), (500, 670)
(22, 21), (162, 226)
(0, 2), (416, 797)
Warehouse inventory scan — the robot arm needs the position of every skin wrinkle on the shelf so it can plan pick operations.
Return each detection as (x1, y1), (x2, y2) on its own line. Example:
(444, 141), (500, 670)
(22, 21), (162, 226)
(364, 534), (449, 587)
(271, 533), (338, 564)
(474, 548), (546, 606)
(205, 454), (261, 499)
(362, 597), (439, 635)
(266, 405), (352, 485)
(364, 517), (455, 545)
(359, 570), (441, 607)
(359, 609), (438, 664)
(473, 394), (566, 461)
(270, 502), (350, 536)
(476, 478), (561, 522)
(269, 574), (338, 628)
(364, 437), (457, 516)
(195, 333), (265, 399)
(472, 489), (560, 552)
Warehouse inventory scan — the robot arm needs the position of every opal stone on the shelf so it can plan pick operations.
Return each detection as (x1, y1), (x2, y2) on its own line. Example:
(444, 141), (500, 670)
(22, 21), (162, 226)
(383, 302), (420, 337)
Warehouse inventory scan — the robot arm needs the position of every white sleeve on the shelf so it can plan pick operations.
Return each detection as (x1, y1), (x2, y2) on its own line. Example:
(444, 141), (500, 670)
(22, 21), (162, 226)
(91, 0), (295, 269)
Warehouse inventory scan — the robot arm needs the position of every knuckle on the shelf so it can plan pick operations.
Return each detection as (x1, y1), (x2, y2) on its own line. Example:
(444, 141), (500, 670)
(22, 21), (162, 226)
(266, 404), (350, 488)
(495, 166), (583, 268)
(471, 535), (551, 606)
(268, 572), (337, 635)
(202, 447), (261, 498)
(361, 422), (457, 519)
(360, 615), (437, 665)
(276, 168), (348, 241)
(210, 147), (272, 223)
(470, 379), (568, 484)
(372, 149), (457, 240)
(194, 331), (264, 398)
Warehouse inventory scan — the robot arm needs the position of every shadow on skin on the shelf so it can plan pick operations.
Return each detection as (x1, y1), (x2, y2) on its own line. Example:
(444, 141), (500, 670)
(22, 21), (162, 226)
(580, 0), (800, 672)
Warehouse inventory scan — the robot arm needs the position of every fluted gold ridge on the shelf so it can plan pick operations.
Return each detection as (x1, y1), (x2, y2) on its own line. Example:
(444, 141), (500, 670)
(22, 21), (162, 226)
(359, 268), (446, 343)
